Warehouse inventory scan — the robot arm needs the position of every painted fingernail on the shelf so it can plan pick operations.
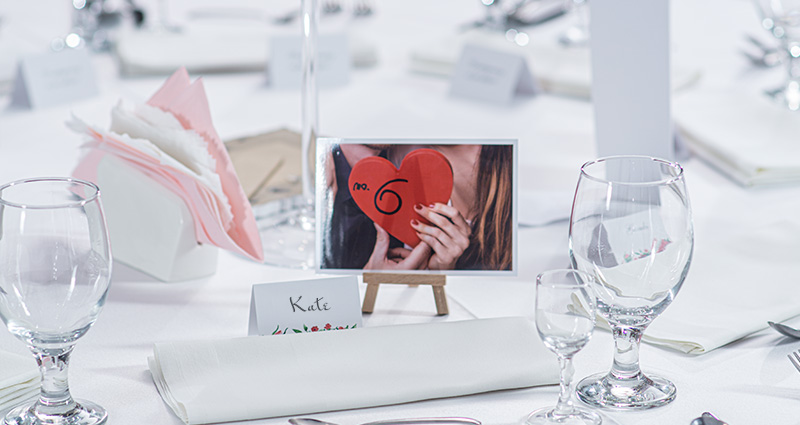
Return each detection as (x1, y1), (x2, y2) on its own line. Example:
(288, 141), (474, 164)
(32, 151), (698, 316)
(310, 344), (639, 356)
(414, 204), (423, 210)
(428, 204), (435, 208)
(410, 219), (419, 226)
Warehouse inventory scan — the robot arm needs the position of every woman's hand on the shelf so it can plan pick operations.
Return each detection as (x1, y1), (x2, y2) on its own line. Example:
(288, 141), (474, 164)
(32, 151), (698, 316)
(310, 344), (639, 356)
(363, 223), (431, 270)
(411, 203), (471, 270)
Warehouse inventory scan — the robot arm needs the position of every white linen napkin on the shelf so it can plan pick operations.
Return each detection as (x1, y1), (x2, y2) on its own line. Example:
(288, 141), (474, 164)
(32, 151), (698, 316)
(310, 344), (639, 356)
(0, 350), (38, 412)
(148, 317), (558, 425)
(674, 88), (800, 186)
(409, 29), (701, 99)
(448, 191), (800, 355)
(116, 28), (377, 76)
(642, 208), (800, 354)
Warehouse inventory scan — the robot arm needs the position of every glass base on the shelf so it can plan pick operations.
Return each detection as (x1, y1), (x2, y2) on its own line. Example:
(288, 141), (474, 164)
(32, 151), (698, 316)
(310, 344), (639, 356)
(576, 372), (676, 410)
(765, 81), (800, 111)
(3, 400), (107, 425)
(255, 198), (315, 269)
(524, 406), (602, 425)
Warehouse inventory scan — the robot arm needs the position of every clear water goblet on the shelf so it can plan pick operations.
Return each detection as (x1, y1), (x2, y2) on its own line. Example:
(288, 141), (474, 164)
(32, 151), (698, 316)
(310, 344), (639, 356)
(0, 177), (112, 425)
(257, 0), (318, 268)
(753, 0), (800, 110)
(570, 156), (693, 409)
(525, 269), (600, 425)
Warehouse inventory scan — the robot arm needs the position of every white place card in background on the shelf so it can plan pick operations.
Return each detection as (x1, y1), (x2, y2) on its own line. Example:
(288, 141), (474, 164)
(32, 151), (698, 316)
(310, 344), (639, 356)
(248, 276), (363, 336)
(449, 43), (536, 105)
(590, 0), (673, 160)
(269, 33), (350, 89)
(10, 48), (98, 109)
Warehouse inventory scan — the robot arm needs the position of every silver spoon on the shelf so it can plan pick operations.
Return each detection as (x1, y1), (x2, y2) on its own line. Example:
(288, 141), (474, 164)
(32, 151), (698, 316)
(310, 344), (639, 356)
(690, 412), (728, 425)
(289, 418), (481, 425)
(768, 321), (800, 339)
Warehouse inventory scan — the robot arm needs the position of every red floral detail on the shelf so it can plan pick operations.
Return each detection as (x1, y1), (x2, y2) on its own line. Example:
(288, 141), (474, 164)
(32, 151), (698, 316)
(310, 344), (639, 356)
(311, 326), (319, 332)
(324, 323), (332, 330)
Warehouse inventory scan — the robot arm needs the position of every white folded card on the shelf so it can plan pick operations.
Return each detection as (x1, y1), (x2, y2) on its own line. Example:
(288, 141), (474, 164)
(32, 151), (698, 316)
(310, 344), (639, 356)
(149, 317), (559, 424)
(0, 350), (39, 413)
(409, 29), (701, 99)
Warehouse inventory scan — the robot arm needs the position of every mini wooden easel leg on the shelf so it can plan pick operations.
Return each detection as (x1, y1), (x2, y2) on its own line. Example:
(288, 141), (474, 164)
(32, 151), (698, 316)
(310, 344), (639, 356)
(361, 272), (448, 315)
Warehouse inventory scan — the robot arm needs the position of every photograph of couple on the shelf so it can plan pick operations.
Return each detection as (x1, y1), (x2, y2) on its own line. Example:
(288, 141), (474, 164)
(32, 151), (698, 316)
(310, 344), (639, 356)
(318, 141), (515, 273)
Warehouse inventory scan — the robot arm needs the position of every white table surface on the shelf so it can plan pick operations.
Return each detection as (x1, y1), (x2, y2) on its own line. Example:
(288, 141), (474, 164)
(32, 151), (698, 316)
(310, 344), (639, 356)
(2, 1), (800, 424)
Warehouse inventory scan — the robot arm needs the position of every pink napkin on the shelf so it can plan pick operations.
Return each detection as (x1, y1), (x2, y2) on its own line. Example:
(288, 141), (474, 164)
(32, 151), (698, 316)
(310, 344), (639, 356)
(72, 68), (263, 262)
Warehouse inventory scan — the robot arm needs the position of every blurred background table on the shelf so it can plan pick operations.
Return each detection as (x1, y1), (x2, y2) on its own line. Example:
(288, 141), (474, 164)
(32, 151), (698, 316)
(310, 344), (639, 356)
(1, 0), (800, 424)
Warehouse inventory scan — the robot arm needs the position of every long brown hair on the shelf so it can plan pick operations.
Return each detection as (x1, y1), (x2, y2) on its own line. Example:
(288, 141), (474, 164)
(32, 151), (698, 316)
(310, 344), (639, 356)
(456, 145), (513, 270)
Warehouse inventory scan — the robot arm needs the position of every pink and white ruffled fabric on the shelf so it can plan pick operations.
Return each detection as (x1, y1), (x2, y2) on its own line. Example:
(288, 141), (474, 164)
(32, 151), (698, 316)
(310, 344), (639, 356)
(72, 68), (263, 262)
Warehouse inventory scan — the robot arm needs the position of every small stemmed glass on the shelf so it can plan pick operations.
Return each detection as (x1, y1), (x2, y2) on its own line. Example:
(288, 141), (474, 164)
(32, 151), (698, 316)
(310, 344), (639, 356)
(753, 0), (800, 110)
(525, 269), (600, 425)
(0, 178), (112, 425)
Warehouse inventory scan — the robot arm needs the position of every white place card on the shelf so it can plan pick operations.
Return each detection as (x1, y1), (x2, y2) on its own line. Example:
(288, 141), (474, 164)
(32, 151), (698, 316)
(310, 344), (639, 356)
(248, 276), (363, 336)
(590, 0), (673, 160)
(10, 48), (98, 109)
(449, 43), (536, 105)
(269, 33), (350, 89)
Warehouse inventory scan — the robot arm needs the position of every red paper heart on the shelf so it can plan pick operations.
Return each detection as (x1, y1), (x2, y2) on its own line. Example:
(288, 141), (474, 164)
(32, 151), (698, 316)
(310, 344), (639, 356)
(348, 149), (453, 247)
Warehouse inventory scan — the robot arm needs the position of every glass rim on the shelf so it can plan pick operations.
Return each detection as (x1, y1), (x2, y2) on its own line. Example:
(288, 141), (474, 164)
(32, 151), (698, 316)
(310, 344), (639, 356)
(0, 177), (100, 210)
(536, 269), (594, 288)
(580, 155), (685, 187)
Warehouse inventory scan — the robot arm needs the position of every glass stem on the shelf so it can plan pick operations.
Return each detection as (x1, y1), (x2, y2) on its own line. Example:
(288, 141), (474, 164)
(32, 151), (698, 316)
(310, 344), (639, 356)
(610, 325), (645, 381)
(553, 354), (575, 416)
(32, 346), (78, 417)
(300, 0), (319, 206)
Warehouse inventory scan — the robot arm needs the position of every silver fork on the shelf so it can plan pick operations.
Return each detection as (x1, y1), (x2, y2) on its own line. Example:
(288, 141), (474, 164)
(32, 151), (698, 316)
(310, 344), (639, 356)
(788, 350), (800, 373)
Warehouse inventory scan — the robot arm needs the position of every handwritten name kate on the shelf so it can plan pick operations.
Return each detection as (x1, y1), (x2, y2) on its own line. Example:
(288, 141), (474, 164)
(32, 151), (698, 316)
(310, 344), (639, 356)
(289, 295), (331, 313)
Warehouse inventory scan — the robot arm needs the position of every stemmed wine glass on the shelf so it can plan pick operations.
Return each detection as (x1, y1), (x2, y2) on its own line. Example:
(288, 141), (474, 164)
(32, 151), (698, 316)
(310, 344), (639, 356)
(526, 269), (600, 425)
(257, 0), (318, 269)
(0, 178), (112, 425)
(570, 156), (693, 409)
(559, 0), (589, 47)
(753, 0), (800, 110)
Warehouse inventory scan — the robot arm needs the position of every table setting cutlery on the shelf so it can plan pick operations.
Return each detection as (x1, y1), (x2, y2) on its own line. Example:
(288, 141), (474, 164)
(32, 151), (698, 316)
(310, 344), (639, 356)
(768, 321), (800, 338)
(740, 34), (782, 67)
(289, 417), (481, 425)
(788, 350), (800, 373)
(690, 412), (729, 425)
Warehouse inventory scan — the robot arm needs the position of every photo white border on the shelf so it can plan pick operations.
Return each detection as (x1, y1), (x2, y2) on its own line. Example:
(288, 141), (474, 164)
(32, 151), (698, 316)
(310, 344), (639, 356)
(315, 138), (518, 276)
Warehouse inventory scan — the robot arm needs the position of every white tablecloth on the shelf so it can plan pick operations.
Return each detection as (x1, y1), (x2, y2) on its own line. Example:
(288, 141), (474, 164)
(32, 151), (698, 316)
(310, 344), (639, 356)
(1, 1), (800, 424)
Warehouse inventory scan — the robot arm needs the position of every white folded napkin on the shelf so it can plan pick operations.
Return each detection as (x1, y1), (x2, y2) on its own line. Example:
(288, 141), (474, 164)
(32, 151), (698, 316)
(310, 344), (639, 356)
(0, 350), (38, 412)
(116, 28), (377, 76)
(643, 208), (800, 354)
(148, 317), (558, 425)
(674, 88), (800, 186)
(449, 191), (800, 354)
(409, 29), (701, 99)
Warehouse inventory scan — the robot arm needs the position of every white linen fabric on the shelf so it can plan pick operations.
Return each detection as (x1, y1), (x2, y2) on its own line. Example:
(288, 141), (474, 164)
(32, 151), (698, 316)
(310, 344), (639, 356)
(115, 28), (378, 76)
(675, 88), (800, 186)
(644, 206), (800, 354)
(448, 198), (800, 355)
(0, 350), (38, 413)
(148, 317), (559, 425)
(408, 29), (701, 99)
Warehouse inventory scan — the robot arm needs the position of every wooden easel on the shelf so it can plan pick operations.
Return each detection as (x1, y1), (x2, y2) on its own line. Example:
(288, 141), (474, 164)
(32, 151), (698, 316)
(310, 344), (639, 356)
(361, 273), (448, 316)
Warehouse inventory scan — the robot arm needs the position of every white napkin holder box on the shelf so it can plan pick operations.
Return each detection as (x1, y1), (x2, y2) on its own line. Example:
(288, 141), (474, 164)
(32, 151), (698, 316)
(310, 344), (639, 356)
(96, 156), (218, 282)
